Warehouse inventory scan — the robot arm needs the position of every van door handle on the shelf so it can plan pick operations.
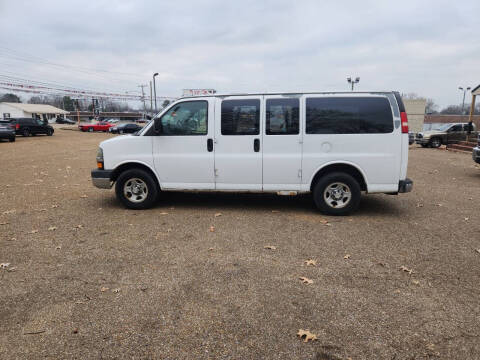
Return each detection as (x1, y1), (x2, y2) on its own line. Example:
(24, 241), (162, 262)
(207, 138), (213, 152)
(253, 138), (260, 152)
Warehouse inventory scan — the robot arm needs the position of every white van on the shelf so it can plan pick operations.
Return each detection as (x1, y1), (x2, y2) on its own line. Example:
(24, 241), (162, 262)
(91, 92), (412, 215)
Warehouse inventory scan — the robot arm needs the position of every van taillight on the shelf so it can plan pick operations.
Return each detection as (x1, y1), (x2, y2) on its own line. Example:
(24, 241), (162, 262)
(400, 112), (408, 133)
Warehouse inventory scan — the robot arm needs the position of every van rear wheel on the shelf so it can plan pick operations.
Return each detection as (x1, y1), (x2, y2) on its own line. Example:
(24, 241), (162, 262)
(313, 172), (361, 215)
(115, 169), (159, 210)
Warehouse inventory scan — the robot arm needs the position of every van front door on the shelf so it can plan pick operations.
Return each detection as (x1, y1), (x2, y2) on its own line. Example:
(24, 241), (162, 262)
(262, 95), (303, 191)
(214, 96), (263, 190)
(152, 99), (215, 190)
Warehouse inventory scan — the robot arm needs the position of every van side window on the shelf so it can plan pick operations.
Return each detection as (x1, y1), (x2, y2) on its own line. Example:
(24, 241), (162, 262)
(159, 101), (207, 135)
(306, 97), (393, 134)
(266, 98), (299, 135)
(221, 99), (260, 135)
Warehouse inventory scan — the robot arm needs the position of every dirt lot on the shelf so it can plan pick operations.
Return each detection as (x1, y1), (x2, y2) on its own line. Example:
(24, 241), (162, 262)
(1, 129), (479, 360)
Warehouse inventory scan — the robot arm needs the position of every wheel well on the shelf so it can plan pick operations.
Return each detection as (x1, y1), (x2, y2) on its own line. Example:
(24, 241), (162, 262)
(310, 163), (367, 192)
(111, 163), (159, 186)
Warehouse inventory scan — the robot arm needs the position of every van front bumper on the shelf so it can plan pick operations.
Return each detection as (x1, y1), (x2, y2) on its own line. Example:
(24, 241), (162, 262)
(91, 169), (113, 189)
(398, 178), (413, 193)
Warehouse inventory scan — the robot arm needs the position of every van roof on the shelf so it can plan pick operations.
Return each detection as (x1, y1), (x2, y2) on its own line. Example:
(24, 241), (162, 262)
(179, 91), (397, 100)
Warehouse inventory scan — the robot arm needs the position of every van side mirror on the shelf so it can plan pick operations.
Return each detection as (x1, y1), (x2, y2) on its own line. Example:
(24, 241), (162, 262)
(154, 118), (162, 134)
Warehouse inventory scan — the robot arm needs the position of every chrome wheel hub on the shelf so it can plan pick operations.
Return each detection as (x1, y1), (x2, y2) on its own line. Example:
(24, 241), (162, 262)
(324, 182), (352, 209)
(124, 178), (148, 203)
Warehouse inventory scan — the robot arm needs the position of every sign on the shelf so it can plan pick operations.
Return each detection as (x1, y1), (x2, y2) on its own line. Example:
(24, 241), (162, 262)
(182, 89), (216, 97)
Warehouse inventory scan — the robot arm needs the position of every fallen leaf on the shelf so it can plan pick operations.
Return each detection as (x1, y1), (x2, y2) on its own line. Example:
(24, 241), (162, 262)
(297, 329), (317, 342)
(2, 209), (16, 215)
(51, 204), (59, 208)
(73, 224), (83, 230)
(159, 212), (168, 215)
(400, 265), (413, 274)
(29, 229), (39, 234)
(299, 276), (313, 285)
(37, 208), (47, 212)
(100, 287), (109, 292)
(304, 259), (317, 266)
(412, 279), (420, 285)
(475, 249), (480, 254)
(464, 217), (469, 221)
(214, 213), (222, 217)
(48, 226), (57, 231)
(80, 195), (88, 198)
(0, 263), (10, 269)
(435, 203), (443, 207)
(343, 254), (351, 259)
(55, 246), (61, 250)
(264, 245), (276, 250)
(416, 203), (424, 208)
(271, 210), (280, 213)
(0, 222), (9, 226)
(208, 247), (214, 251)
(112, 288), (120, 293)
(209, 226), (215, 232)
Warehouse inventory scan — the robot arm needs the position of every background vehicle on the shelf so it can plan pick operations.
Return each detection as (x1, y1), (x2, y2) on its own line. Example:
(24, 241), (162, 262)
(109, 123), (142, 134)
(473, 134), (480, 164)
(408, 132), (415, 145)
(106, 119), (120, 123)
(56, 117), (76, 124)
(79, 121), (114, 132)
(0, 120), (16, 142)
(415, 123), (477, 148)
(92, 91), (412, 215)
(5, 118), (54, 137)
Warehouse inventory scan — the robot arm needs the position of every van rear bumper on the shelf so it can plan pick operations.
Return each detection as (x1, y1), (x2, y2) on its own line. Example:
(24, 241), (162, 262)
(398, 178), (413, 193)
(91, 169), (113, 189)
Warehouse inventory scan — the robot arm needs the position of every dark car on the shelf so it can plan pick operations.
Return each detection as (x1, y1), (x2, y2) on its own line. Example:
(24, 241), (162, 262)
(0, 120), (16, 142)
(55, 117), (76, 124)
(473, 134), (480, 164)
(408, 132), (415, 145)
(109, 123), (142, 134)
(7, 118), (54, 137)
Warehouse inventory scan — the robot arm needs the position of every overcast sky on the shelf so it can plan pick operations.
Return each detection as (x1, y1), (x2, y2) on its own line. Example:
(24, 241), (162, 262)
(0, 0), (478, 107)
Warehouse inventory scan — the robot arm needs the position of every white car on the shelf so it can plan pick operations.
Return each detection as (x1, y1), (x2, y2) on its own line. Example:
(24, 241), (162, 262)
(92, 91), (412, 215)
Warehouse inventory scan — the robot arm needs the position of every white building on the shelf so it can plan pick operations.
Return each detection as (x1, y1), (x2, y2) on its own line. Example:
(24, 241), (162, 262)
(0, 102), (68, 122)
(402, 98), (426, 133)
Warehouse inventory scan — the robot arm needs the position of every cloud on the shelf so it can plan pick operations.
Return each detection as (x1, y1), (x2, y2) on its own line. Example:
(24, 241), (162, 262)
(0, 0), (479, 107)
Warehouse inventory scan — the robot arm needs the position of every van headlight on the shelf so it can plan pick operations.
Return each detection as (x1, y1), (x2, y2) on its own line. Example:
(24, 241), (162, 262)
(96, 147), (104, 169)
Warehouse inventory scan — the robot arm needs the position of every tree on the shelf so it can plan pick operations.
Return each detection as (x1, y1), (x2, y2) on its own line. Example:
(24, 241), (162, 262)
(162, 100), (170, 108)
(440, 105), (463, 115)
(0, 93), (21, 103)
(62, 96), (75, 111)
(425, 98), (439, 114)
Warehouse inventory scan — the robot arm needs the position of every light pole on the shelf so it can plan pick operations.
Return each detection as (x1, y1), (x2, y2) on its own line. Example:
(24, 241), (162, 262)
(458, 86), (471, 114)
(347, 77), (360, 91)
(153, 73), (159, 113)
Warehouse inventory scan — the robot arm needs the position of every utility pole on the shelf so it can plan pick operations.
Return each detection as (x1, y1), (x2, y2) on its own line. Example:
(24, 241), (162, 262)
(458, 86), (471, 114)
(149, 81), (153, 114)
(153, 73), (159, 113)
(138, 84), (147, 119)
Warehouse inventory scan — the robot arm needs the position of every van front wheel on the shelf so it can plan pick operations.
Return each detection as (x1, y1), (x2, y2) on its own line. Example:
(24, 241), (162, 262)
(115, 169), (159, 209)
(313, 172), (361, 215)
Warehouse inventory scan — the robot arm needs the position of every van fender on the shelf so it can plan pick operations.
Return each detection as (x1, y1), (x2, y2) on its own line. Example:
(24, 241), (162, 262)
(111, 160), (163, 190)
(306, 161), (369, 192)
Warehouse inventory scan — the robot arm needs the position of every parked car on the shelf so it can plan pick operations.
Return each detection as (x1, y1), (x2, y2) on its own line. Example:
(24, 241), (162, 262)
(79, 121), (114, 132)
(0, 120), (15, 142)
(105, 119), (120, 123)
(5, 118), (54, 137)
(91, 91), (413, 215)
(415, 123), (477, 148)
(473, 134), (480, 164)
(408, 132), (415, 145)
(56, 117), (76, 124)
(109, 123), (142, 134)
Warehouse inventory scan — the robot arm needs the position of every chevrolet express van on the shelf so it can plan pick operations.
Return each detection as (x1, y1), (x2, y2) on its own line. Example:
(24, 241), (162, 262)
(91, 92), (412, 215)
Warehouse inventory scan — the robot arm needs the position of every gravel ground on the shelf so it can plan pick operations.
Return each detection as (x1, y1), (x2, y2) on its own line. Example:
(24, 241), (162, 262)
(1, 129), (479, 360)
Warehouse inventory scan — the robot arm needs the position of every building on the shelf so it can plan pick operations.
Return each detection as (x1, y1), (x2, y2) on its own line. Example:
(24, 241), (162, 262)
(0, 102), (68, 122)
(402, 98), (426, 133)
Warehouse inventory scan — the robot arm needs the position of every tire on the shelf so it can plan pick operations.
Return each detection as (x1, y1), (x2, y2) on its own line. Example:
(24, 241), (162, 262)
(115, 169), (159, 210)
(47, 129), (53, 136)
(88, 127), (94, 132)
(313, 172), (361, 216)
(9, 137), (15, 142)
(23, 128), (30, 137)
(429, 138), (441, 148)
